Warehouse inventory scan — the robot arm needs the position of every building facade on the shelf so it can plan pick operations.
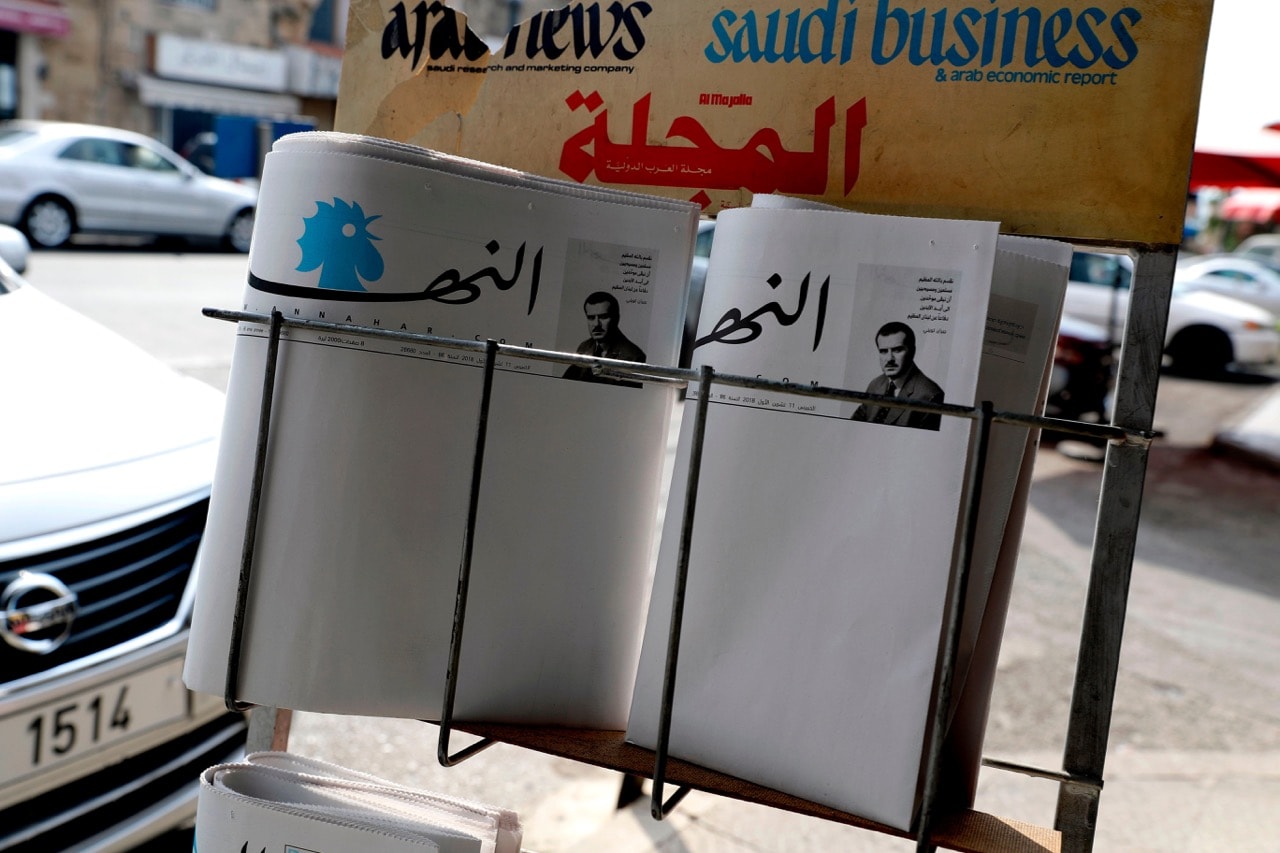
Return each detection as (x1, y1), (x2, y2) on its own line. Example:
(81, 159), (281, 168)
(0, 0), (557, 174)
(1, 0), (345, 173)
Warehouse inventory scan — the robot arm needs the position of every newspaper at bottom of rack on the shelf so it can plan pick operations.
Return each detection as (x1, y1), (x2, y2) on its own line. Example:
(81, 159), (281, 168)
(195, 751), (523, 853)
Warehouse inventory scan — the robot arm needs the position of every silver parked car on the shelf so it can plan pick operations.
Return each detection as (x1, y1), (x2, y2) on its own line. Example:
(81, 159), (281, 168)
(1174, 253), (1280, 315)
(0, 120), (258, 252)
(1064, 250), (1280, 376)
(0, 230), (247, 850)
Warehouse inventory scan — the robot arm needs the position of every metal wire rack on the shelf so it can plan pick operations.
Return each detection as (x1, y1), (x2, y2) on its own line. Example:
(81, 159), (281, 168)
(211, 244), (1171, 853)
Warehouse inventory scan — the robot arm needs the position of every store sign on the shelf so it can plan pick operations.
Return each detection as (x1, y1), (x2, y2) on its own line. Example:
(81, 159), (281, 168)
(287, 45), (344, 97)
(0, 0), (70, 37)
(155, 33), (289, 93)
(335, 0), (1212, 244)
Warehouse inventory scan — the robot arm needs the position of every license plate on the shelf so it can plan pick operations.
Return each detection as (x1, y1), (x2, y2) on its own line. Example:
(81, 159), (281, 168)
(0, 657), (189, 787)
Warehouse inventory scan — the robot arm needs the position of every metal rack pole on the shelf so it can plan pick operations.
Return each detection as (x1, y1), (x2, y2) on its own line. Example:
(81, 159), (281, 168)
(438, 339), (501, 767)
(1055, 246), (1175, 851)
(650, 363), (715, 820)
(915, 401), (995, 852)
(223, 310), (285, 713)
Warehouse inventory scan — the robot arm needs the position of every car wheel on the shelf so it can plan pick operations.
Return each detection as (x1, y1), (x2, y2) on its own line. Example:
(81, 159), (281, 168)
(224, 208), (254, 253)
(1167, 326), (1233, 377)
(22, 197), (75, 249)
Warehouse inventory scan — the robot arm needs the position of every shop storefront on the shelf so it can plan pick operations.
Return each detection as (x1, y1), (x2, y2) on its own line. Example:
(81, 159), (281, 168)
(0, 0), (68, 120)
(139, 33), (342, 179)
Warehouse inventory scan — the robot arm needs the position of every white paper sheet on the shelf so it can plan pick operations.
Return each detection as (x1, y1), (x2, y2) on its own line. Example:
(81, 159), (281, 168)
(195, 751), (523, 853)
(745, 200), (1074, 803)
(625, 205), (1001, 830)
(939, 235), (1072, 808)
(184, 132), (699, 727)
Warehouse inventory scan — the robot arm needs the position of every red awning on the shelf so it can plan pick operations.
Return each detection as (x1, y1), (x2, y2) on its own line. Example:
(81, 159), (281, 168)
(1190, 151), (1280, 190)
(0, 0), (69, 37)
(1191, 127), (1280, 191)
(1218, 187), (1280, 224)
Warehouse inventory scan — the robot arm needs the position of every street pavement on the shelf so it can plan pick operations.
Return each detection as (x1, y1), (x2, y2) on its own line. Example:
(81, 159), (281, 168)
(1214, 384), (1280, 472)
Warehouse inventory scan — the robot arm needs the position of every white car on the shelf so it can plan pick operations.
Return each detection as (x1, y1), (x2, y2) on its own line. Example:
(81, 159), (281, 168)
(1173, 253), (1280, 315)
(0, 120), (258, 252)
(1064, 250), (1280, 375)
(0, 243), (247, 849)
(1233, 232), (1280, 265)
(0, 221), (28, 273)
(682, 218), (717, 366)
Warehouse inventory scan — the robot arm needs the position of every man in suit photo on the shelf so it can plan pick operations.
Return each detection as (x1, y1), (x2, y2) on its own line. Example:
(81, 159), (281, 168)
(563, 290), (647, 384)
(851, 320), (944, 431)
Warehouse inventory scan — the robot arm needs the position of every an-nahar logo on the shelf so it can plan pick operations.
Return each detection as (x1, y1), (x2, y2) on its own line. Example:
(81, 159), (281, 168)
(297, 198), (385, 292)
(253, 211), (544, 310)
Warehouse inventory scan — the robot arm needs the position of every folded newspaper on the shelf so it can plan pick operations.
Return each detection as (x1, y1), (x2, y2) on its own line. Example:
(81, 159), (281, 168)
(195, 751), (522, 853)
(184, 131), (699, 727)
(743, 195), (1073, 814)
(626, 202), (1069, 830)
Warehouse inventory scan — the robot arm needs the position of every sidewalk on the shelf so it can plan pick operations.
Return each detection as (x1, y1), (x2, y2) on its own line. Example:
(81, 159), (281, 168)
(1212, 383), (1280, 471)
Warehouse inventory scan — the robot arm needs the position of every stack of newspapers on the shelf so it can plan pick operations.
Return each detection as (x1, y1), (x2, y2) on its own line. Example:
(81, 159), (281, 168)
(184, 132), (702, 729)
(195, 752), (523, 852)
(625, 194), (1071, 829)
(185, 131), (1072, 831)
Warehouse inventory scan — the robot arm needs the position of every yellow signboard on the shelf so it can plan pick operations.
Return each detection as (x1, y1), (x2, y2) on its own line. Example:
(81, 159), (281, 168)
(337, 0), (1212, 244)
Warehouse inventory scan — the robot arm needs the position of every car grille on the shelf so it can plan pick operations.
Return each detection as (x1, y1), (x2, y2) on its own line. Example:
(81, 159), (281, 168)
(0, 710), (247, 852)
(1, 499), (210, 684)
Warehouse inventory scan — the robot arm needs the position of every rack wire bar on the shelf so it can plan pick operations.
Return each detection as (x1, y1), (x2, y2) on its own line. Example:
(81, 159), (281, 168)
(982, 757), (1102, 790)
(223, 309), (285, 713)
(915, 402), (997, 853)
(649, 364), (714, 820)
(437, 339), (501, 767)
(201, 309), (1146, 446)
(1053, 246), (1176, 852)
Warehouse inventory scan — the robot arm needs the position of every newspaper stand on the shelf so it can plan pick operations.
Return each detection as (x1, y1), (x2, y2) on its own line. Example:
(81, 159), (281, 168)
(207, 1), (1206, 848)
(211, 230), (1168, 853)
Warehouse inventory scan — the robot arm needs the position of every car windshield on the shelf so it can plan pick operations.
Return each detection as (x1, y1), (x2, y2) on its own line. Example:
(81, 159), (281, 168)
(694, 223), (715, 259)
(1069, 253), (1131, 289)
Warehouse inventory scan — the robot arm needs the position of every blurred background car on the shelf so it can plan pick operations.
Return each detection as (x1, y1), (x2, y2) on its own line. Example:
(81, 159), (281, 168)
(1232, 231), (1280, 265)
(1064, 250), (1280, 376)
(680, 218), (717, 367)
(1046, 314), (1114, 424)
(1173, 252), (1280, 314)
(178, 131), (219, 177)
(0, 230), (247, 851)
(0, 221), (29, 274)
(0, 120), (258, 253)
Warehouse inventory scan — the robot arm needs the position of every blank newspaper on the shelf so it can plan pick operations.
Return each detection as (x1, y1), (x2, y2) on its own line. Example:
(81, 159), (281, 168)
(626, 205), (1000, 830)
(743, 195), (1073, 814)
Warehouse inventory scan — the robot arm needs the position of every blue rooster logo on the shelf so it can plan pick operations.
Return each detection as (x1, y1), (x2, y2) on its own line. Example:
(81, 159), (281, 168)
(296, 198), (385, 291)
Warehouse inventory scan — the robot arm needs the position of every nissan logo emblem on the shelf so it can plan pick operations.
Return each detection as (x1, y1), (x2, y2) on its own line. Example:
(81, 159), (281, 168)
(1, 571), (79, 654)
